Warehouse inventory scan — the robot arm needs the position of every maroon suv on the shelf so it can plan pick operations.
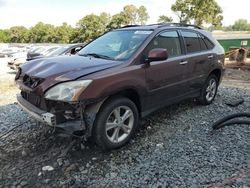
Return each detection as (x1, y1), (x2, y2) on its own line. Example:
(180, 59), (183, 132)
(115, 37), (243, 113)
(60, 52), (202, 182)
(16, 23), (225, 150)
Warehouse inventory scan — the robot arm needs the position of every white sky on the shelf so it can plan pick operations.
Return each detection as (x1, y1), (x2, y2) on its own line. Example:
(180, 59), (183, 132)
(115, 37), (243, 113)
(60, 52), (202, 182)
(0, 0), (249, 29)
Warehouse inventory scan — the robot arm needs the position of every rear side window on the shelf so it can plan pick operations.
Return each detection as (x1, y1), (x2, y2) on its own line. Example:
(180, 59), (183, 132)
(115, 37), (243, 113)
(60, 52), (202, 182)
(182, 31), (200, 53)
(202, 35), (214, 49)
(199, 35), (208, 51)
(145, 30), (182, 58)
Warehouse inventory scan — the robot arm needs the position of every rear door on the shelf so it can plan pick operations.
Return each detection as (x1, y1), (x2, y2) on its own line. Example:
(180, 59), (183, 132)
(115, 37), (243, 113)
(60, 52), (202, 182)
(180, 30), (214, 91)
(144, 30), (190, 109)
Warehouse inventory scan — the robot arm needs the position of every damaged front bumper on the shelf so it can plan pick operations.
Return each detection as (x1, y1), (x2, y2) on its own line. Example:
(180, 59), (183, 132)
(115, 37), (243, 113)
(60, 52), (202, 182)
(17, 94), (57, 126)
(16, 94), (97, 137)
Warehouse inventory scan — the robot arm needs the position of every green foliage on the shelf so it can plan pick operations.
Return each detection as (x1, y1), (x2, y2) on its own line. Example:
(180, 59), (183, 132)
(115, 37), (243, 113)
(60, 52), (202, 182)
(122, 5), (138, 25)
(107, 13), (126, 30)
(121, 5), (149, 25)
(137, 6), (149, 25)
(28, 22), (56, 43)
(157, 15), (173, 23)
(99, 12), (111, 29)
(231, 19), (250, 31)
(171, 0), (223, 27)
(8, 26), (29, 43)
(77, 13), (106, 42)
(0, 4), (150, 43)
(221, 19), (250, 31)
(0, 29), (10, 42)
(54, 22), (74, 43)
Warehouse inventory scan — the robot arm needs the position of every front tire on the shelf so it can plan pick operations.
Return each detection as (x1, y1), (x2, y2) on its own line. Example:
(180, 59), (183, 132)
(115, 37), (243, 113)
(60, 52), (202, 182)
(198, 75), (218, 105)
(94, 97), (139, 150)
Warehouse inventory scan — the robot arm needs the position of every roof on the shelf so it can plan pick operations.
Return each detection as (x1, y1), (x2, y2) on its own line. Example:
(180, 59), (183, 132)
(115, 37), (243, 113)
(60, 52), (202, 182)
(117, 23), (202, 31)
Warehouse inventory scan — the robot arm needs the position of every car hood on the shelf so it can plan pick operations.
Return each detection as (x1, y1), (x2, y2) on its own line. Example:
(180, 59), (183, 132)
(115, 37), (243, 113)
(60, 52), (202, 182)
(21, 55), (120, 81)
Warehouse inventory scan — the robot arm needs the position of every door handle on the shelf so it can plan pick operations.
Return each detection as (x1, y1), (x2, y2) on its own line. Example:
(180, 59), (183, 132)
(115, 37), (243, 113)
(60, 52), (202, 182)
(208, 55), (214, 59)
(179, 60), (188, 65)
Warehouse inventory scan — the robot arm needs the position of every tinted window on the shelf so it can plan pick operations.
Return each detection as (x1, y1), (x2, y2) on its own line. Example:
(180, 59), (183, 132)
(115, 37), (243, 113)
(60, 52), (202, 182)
(182, 31), (200, 53)
(145, 31), (181, 58)
(203, 36), (214, 49)
(199, 35), (208, 51)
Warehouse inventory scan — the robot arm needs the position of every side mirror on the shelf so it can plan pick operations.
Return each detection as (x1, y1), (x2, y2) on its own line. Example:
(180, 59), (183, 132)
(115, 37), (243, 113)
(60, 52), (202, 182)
(146, 48), (168, 63)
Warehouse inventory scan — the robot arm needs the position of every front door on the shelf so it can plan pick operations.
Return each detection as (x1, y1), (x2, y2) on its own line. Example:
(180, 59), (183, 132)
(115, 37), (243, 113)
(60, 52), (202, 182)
(144, 30), (190, 109)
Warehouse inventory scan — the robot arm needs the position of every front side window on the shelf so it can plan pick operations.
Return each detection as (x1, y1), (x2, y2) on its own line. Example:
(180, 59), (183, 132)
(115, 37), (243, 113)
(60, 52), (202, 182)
(144, 30), (182, 58)
(182, 31), (200, 53)
(78, 30), (152, 61)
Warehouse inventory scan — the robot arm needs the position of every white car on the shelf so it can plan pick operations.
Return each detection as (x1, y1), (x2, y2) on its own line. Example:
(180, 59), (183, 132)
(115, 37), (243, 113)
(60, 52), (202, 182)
(7, 57), (27, 70)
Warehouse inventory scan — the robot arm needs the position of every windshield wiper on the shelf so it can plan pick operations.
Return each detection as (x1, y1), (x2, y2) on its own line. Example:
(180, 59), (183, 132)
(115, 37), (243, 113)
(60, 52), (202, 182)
(79, 53), (115, 60)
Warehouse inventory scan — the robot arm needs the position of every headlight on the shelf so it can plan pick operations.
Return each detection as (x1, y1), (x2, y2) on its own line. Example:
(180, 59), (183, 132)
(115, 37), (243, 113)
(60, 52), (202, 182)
(44, 80), (92, 102)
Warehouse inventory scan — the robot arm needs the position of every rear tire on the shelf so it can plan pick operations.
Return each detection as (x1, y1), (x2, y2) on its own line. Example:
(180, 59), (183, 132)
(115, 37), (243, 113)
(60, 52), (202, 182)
(93, 97), (139, 150)
(198, 75), (218, 105)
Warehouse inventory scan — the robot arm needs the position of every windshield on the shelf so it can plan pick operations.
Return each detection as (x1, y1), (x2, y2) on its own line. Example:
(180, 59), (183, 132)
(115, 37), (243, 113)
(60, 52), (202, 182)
(43, 47), (59, 55)
(78, 30), (152, 61)
(46, 46), (68, 57)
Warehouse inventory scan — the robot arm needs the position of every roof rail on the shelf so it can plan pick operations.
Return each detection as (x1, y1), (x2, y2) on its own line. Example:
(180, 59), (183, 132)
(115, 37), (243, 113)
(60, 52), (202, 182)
(121, 25), (141, 28)
(158, 23), (202, 29)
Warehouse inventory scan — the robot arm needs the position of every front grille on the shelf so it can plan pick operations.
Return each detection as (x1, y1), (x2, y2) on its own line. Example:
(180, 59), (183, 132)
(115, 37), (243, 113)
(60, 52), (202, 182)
(21, 91), (47, 110)
(23, 74), (44, 88)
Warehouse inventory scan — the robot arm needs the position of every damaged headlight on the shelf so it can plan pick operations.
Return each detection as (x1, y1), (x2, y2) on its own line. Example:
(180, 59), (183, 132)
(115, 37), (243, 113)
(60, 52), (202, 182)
(44, 80), (92, 102)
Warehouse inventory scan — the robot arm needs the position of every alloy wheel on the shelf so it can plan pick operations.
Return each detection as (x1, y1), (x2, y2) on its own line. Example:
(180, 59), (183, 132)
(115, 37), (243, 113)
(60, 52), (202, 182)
(105, 106), (134, 144)
(205, 78), (217, 102)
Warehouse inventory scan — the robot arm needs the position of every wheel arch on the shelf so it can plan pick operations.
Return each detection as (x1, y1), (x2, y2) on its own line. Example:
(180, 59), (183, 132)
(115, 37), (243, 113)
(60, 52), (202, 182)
(209, 69), (222, 83)
(85, 88), (142, 116)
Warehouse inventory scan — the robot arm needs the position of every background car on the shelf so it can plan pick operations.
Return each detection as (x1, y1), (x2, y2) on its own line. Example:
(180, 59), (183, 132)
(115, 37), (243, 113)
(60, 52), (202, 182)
(0, 48), (20, 58)
(27, 43), (85, 61)
(26, 46), (60, 60)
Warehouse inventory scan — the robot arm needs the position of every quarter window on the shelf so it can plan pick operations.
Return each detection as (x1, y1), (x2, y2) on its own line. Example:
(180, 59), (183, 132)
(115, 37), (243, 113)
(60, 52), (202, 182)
(203, 36), (214, 49)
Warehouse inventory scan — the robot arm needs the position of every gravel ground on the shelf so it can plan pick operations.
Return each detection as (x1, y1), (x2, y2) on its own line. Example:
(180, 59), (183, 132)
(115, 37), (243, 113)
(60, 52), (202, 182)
(0, 58), (250, 187)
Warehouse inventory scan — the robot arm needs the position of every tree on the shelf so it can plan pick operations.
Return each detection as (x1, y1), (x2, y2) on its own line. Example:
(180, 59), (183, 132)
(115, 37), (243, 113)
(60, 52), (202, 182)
(157, 15), (173, 23)
(0, 4), (150, 43)
(137, 6), (149, 25)
(106, 13), (126, 30)
(121, 5), (149, 25)
(8, 26), (28, 43)
(28, 22), (56, 43)
(231, 19), (250, 31)
(0, 29), (10, 42)
(100, 12), (111, 29)
(54, 23), (73, 43)
(171, 0), (223, 27)
(69, 27), (83, 43)
(121, 4), (138, 25)
(77, 14), (105, 42)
